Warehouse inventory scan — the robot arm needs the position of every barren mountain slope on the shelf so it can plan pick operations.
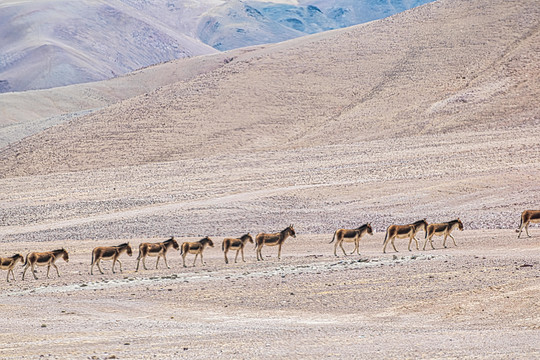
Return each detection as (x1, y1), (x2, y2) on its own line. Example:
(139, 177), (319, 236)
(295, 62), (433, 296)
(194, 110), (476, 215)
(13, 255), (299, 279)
(0, 0), (218, 92)
(0, 0), (538, 178)
(0, 50), (249, 147)
(0, 0), (433, 92)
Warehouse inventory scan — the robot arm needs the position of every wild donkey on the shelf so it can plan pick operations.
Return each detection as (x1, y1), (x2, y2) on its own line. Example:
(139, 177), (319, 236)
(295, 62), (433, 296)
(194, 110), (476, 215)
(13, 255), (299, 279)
(222, 233), (253, 264)
(423, 219), (464, 250)
(516, 210), (540, 238)
(383, 219), (428, 253)
(136, 237), (179, 271)
(181, 237), (214, 267)
(22, 249), (69, 280)
(0, 253), (24, 282)
(91, 243), (132, 275)
(255, 225), (296, 261)
(330, 224), (373, 256)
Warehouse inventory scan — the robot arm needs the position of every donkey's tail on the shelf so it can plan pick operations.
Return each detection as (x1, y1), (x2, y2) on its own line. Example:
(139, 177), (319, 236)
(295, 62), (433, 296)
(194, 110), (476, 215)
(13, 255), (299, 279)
(516, 215), (524, 233)
(329, 231), (337, 244)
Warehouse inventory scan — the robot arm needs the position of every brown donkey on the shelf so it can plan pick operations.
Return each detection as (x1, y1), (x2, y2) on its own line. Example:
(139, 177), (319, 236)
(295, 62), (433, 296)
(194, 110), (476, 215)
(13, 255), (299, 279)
(0, 253), (24, 282)
(181, 236), (215, 267)
(423, 219), (464, 250)
(136, 237), (179, 271)
(255, 225), (296, 261)
(516, 210), (540, 238)
(383, 219), (428, 253)
(222, 233), (254, 264)
(22, 249), (69, 280)
(330, 224), (373, 256)
(91, 243), (133, 275)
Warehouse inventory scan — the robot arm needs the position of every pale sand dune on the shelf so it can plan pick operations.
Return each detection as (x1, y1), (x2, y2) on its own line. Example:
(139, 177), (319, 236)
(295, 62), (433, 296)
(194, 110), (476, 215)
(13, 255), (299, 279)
(0, 0), (539, 358)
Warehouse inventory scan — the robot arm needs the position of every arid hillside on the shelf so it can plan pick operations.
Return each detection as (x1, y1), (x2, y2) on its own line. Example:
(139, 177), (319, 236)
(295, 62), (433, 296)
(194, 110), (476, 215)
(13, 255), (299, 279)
(1, 0), (538, 178)
(0, 0), (539, 242)
(0, 51), (240, 148)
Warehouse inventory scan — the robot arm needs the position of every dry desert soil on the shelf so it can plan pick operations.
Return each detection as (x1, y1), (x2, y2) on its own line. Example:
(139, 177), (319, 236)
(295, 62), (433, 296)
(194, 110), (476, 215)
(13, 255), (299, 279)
(0, 231), (539, 359)
(0, 0), (539, 358)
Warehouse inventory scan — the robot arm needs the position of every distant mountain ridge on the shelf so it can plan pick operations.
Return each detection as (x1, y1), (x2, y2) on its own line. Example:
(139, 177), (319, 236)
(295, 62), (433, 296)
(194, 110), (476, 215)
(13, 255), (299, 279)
(0, 0), (217, 93)
(198, 0), (433, 50)
(0, 0), (432, 93)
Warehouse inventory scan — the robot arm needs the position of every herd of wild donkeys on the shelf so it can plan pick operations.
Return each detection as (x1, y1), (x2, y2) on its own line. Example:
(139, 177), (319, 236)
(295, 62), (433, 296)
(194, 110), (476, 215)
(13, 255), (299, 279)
(0, 210), (538, 282)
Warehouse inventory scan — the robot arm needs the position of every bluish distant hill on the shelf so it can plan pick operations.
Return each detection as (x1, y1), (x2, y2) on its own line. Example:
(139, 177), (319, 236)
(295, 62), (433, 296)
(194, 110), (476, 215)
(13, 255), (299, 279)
(199, 0), (433, 50)
(0, 0), (432, 92)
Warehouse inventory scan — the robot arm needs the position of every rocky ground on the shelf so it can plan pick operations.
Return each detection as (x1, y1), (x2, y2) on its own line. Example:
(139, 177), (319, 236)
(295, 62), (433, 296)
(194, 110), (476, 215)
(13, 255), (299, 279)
(0, 117), (538, 359)
(0, 120), (538, 359)
(0, 230), (538, 359)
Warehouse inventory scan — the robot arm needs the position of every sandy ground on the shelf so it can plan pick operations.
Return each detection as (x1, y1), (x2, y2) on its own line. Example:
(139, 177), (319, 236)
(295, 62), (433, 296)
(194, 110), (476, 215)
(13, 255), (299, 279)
(0, 230), (539, 359)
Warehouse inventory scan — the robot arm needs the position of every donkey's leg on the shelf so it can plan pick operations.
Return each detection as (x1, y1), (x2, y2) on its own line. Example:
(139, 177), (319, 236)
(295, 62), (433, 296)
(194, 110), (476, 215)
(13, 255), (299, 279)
(449, 233), (457, 247)
(383, 237), (389, 254)
(423, 235), (434, 250)
(32, 264), (38, 279)
(339, 241), (347, 256)
(97, 260), (105, 274)
(257, 245), (263, 261)
(116, 258), (124, 273)
(350, 239), (359, 255)
(22, 264), (29, 280)
(52, 263), (61, 277)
